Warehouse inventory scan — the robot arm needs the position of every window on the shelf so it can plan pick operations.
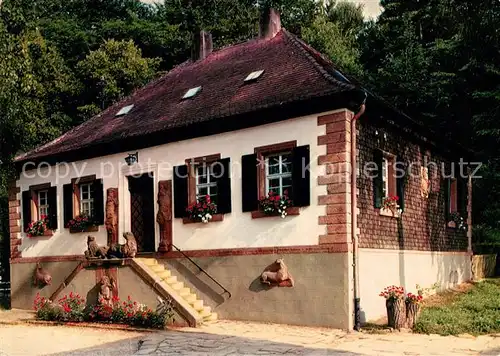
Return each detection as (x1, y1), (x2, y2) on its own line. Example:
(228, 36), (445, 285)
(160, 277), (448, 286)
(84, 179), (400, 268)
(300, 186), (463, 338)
(244, 70), (264, 82)
(196, 164), (218, 203)
(265, 152), (292, 197)
(79, 183), (94, 217)
(22, 184), (57, 233)
(116, 104), (134, 116)
(381, 153), (396, 198)
(38, 190), (49, 219)
(183, 86), (201, 99)
(449, 178), (458, 213)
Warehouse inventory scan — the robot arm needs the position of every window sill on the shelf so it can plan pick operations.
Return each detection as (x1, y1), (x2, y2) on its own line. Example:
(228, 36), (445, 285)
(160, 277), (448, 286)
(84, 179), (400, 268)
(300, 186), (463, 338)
(378, 207), (401, 218)
(447, 221), (457, 229)
(182, 214), (224, 224)
(69, 226), (99, 234)
(251, 207), (300, 219)
(28, 230), (54, 238)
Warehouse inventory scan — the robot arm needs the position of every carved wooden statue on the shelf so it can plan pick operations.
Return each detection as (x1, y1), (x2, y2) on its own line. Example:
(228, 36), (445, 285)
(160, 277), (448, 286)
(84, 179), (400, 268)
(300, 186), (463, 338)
(156, 181), (172, 252)
(260, 258), (294, 287)
(84, 235), (109, 259)
(98, 275), (116, 307)
(33, 262), (52, 287)
(121, 232), (138, 258)
(105, 188), (119, 245)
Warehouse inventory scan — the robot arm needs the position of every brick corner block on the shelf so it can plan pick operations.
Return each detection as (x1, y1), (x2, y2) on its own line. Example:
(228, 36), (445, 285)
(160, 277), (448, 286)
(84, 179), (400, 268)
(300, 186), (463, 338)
(8, 181), (22, 259)
(317, 109), (353, 246)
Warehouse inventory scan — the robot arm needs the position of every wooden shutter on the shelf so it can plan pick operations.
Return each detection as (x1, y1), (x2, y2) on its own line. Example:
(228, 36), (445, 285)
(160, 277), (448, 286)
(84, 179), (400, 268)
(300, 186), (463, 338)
(241, 153), (258, 212)
(22, 190), (32, 232)
(396, 157), (405, 212)
(444, 178), (451, 219)
(373, 149), (384, 208)
(457, 177), (467, 216)
(63, 183), (74, 227)
(292, 145), (310, 207)
(47, 186), (58, 230)
(173, 165), (188, 218)
(215, 158), (232, 214)
(93, 179), (104, 225)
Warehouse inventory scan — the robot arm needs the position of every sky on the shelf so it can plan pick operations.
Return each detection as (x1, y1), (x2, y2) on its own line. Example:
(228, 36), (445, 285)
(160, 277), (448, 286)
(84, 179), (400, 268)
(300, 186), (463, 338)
(349, 0), (382, 18)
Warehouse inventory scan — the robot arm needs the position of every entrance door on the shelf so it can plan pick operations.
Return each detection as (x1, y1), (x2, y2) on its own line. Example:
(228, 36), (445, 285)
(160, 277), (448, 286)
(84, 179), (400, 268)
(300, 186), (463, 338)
(128, 174), (155, 253)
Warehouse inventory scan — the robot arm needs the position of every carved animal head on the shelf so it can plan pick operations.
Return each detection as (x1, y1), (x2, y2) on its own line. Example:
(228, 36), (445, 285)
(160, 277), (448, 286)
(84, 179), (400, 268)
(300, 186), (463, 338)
(35, 262), (52, 286)
(87, 235), (96, 244)
(100, 275), (110, 286)
(123, 232), (135, 241)
(275, 258), (284, 266)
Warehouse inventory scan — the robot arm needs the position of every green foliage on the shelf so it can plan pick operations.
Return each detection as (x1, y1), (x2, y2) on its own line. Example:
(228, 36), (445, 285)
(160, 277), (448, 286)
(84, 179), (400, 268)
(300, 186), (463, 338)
(414, 280), (500, 335)
(76, 39), (160, 117)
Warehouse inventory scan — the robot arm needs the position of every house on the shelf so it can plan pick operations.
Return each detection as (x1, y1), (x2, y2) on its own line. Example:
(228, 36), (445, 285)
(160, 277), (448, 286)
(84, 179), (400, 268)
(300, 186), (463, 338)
(7, 9), (472, 329)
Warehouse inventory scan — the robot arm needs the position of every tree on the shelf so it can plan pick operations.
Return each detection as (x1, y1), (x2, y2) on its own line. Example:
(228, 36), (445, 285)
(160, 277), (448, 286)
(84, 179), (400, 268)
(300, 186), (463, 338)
(76, 39), (161, 121)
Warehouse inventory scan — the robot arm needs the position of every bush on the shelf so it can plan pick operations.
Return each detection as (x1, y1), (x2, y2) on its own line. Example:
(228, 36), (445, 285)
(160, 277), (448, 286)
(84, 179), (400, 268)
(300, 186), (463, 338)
(33, 293), (173, 329)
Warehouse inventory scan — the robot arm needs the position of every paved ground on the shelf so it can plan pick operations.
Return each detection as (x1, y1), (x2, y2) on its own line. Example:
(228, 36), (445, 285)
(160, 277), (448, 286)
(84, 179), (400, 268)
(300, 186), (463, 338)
(1, 320), (500, 355)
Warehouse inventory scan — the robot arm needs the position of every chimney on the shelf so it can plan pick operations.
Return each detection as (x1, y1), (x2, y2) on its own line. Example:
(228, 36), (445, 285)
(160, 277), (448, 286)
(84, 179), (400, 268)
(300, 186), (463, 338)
(192, 30), (213, 61)
(259, 7), (281, 39)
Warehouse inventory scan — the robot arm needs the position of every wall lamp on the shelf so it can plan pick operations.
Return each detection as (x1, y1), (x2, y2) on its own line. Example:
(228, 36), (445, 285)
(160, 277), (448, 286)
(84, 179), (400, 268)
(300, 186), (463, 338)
(125, 152), (139, 166)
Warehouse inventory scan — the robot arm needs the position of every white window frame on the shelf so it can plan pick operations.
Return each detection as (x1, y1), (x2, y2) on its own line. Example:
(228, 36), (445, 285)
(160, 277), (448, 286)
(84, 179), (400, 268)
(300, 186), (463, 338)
(265, 152), (292, 196)
(195, 165), (218, 202)
(80, 183), (94, 217)
(382, 157), (389, 198)
(38, 190), (49, 219)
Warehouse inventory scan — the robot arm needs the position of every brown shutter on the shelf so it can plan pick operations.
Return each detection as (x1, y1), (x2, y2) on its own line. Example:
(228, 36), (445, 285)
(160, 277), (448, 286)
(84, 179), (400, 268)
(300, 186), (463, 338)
(215, 158), (232, 214)
(373, 149), (384, 208)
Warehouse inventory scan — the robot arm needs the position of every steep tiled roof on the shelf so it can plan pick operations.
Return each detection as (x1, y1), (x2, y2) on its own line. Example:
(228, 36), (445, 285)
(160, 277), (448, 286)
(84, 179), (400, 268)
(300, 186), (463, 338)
(16, 30), (362, 163)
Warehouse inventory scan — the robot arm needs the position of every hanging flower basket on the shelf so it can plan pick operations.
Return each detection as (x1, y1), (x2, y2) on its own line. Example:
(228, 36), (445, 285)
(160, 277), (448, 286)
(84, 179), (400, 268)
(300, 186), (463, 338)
(380, 285), (406, 329)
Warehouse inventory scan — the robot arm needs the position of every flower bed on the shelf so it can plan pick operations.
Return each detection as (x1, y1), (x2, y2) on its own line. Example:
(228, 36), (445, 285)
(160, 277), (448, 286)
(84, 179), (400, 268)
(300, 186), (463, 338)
(34, 293), (173, 329)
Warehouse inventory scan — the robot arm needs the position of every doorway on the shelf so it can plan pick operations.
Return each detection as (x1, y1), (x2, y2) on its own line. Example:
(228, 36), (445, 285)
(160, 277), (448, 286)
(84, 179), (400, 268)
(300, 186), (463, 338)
(128, 174), (155, 253)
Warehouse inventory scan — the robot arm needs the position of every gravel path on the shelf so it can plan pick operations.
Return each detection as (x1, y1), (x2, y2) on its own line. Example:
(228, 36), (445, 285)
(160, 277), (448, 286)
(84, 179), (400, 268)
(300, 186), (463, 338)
(0, 324), (147, 356)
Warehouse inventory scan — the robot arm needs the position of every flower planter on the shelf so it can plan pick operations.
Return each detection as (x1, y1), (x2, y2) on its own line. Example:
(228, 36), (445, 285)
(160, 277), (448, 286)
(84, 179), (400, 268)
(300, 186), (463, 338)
(406, 302), (421, 329)
(386, 298), (406, 329)
(251, 207), (300, 219)
(70, 226), (98, 234)
(182, 214), (224, 224)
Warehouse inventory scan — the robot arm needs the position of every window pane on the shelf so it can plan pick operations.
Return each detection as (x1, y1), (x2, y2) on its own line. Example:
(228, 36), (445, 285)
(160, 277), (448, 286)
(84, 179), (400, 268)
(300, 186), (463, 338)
(268, 164), (280, 175)
(282, 176), (292, 188)
(209, 185), (218, 196)
(198, 187), (208, 196)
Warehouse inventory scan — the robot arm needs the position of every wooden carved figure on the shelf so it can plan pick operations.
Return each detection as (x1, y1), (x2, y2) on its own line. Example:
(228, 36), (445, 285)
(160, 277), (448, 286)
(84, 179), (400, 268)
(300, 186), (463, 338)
(98, 275), (116, 307)
(84, 235), (109, 259)
(260, 258), (294, 287)
(105, 188), (119, 245)
(122, 232), (138, 258)
(33, 262), (52, 287)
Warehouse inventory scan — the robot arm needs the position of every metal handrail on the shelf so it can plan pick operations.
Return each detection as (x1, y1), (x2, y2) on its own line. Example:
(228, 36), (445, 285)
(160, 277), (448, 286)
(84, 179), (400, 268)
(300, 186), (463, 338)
(170, 243), (232, 299)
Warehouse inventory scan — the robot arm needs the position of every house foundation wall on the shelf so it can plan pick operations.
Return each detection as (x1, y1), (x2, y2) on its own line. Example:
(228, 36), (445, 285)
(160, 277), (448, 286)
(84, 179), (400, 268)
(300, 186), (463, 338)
(163, 252), (352, 329)
(358, 248), (472, 323)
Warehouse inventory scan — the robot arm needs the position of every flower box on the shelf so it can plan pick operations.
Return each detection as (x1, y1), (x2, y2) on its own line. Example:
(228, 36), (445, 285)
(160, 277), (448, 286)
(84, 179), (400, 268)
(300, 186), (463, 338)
(252, 207), (300, 219)
(257, 191), (293, 219)
(183, 214), (224, 224)
(185, 195), (218, 224)
(70, 226), (98, 234)
(26, 217), (53, 238)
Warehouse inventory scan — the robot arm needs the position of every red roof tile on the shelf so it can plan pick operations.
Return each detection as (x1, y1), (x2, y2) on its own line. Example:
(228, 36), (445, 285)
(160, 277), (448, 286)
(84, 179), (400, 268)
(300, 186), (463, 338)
(16, 30), (360, 163)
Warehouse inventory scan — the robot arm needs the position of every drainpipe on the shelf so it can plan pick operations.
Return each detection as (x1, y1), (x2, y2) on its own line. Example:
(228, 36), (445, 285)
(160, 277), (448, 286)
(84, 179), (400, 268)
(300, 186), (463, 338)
(351, 96), (366, 332)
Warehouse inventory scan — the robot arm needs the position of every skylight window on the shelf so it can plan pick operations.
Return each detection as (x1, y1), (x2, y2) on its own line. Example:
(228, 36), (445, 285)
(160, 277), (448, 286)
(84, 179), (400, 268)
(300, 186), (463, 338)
(116, 104), (134, 116)
(183, 86), (202, 99)
(244, 70), (264, 82)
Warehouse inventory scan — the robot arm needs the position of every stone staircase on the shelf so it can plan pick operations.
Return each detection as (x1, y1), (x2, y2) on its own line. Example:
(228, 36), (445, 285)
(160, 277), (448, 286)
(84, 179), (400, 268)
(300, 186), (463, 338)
(134, 258), (217, 325)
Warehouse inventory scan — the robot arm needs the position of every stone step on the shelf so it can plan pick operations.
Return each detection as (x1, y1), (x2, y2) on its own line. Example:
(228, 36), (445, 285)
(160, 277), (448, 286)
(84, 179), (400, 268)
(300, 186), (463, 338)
(179, 287), (192, 297)
(157, 270), (172, 279)
(165, 276), (177, 284)
(191, 300), (204, 311)
(205, 312), (218, 322)
(199, 306), (212, 318)
(184, 293), (197, 303)
(150, 264), (165, 273)
(171, 281), (184, 291)
(141, 258), (158, 266)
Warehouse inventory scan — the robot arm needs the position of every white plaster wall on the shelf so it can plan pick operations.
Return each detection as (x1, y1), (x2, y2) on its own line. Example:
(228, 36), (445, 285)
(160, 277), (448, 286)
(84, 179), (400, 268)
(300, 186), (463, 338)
(358, 248), (472, 322)
(17, 111), (334, 257)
